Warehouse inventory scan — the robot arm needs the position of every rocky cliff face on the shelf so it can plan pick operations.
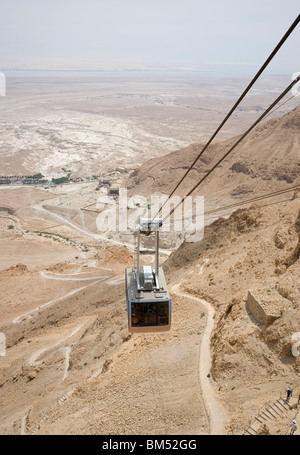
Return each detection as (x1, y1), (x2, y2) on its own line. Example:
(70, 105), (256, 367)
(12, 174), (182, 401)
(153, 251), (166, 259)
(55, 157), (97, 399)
(126, 106), (300, 206)
(163, 195), (300, 431)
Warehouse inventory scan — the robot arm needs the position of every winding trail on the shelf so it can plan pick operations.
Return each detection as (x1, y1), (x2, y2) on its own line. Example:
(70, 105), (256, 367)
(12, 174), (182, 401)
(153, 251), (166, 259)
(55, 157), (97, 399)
(30, 204), (136, 250)
(18, 266), (108, 435)
(29, 203), (172, 256)
(40, 270), (107, 281)
(171, 260), (227, 435)
(24, 267), (123, 376)
(28, 324), (85, 378)
(13, 199), (227, 434)
(12, 277), (108, 324)
(24, 270), (105, 380)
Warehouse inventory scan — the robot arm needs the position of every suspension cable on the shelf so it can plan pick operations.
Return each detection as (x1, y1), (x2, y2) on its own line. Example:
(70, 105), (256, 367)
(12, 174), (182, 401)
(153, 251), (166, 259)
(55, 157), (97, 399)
(152, 13), (300, 222)
(160, 75), (300, 226)
(204, 184), (300, 217)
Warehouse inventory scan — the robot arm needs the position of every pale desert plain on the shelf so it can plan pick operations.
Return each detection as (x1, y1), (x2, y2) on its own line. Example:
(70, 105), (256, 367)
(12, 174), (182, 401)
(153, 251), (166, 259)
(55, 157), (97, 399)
(0, 72), (299, 435)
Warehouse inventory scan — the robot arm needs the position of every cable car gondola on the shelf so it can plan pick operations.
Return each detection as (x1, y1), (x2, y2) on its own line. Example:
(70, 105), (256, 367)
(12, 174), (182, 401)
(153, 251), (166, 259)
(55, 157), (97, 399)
(125, 218), (171, 333)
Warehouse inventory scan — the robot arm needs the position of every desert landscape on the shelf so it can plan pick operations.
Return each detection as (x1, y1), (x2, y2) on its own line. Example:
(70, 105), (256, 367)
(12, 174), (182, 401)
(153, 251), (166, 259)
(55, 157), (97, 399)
(0, 73), (299, 436)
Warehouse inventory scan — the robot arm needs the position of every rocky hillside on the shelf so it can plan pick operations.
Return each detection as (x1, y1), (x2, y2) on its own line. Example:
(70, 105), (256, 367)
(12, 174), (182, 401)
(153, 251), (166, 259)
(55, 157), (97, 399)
(0, 104), (299, 436)
(163, 193), (300, 433)
(126, 105), (300, 210)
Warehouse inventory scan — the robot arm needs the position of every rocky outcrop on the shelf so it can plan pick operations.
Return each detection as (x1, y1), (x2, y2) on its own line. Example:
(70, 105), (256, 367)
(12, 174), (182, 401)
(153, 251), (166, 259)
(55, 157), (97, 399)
(246, 289), (286, 326)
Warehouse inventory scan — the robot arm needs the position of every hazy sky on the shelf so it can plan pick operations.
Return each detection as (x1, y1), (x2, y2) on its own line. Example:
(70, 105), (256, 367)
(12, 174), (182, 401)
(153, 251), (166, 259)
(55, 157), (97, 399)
(0, 0), (299, 73)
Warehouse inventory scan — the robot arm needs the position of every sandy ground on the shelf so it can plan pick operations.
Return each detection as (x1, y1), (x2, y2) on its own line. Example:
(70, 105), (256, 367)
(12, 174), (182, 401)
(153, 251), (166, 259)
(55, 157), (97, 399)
(0, 183), (299, 436)
(0, 79), (299, 435)
(1, 74), (298, 178)
(0, 184), (222, 435)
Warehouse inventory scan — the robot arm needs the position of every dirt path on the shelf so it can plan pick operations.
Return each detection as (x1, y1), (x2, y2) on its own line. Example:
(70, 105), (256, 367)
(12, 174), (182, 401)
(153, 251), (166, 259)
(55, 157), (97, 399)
(171, 278), (227, 435)
(30, 204), (138, 251)
(30, 203), (172, 256)
(12, 277), (108, 324)
(35, 258), (227, 435)
(25, 268), (115, 379)
(28, 323), (85, 378)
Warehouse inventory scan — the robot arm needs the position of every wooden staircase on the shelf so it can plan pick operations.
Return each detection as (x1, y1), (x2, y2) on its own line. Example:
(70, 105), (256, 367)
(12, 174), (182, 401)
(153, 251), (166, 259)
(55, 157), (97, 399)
(244, 397), (290, 435)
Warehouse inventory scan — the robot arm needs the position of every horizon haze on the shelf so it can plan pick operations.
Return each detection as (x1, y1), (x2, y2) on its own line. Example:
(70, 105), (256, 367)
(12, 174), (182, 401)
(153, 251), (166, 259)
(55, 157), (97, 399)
(0, 1), (299, 76)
